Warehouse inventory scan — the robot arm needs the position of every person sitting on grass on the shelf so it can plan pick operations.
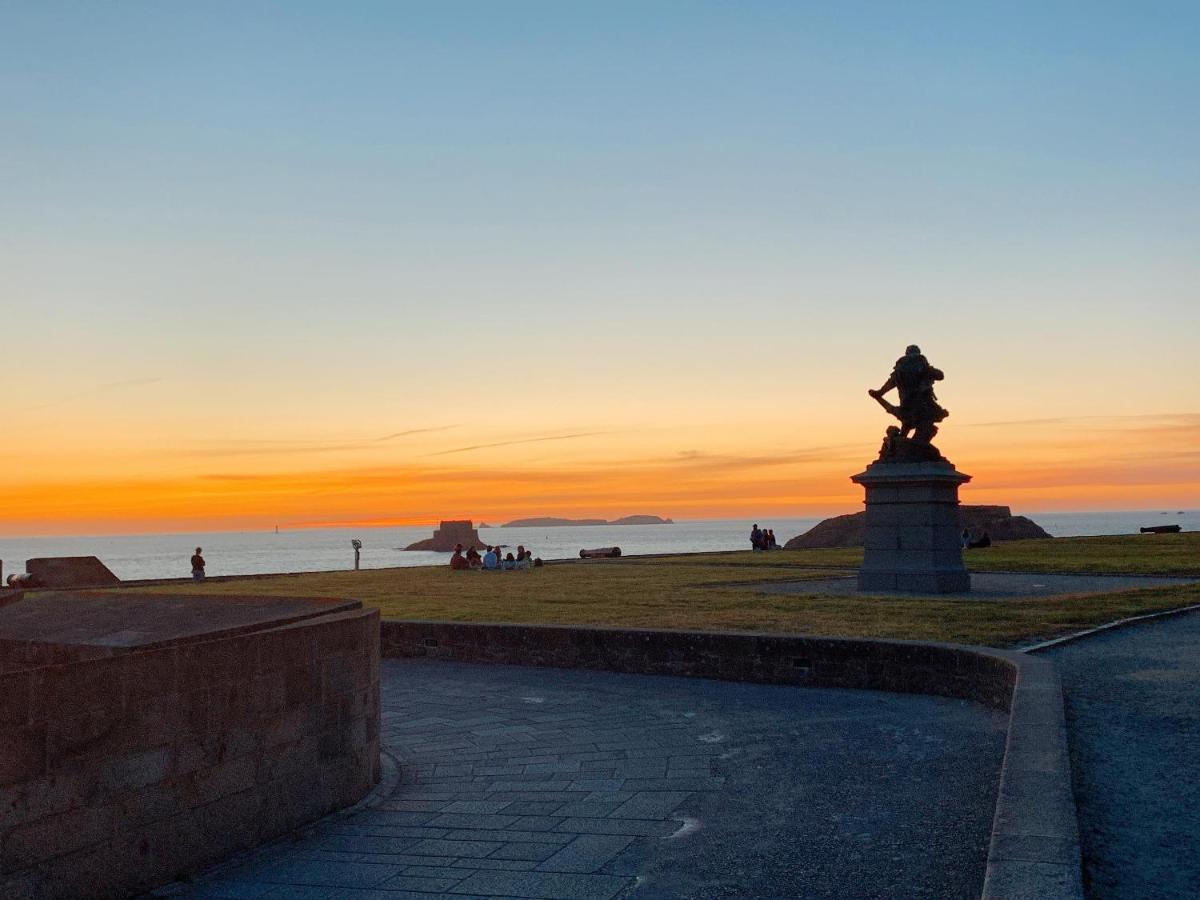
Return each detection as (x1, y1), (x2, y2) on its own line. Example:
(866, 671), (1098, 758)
(482, 545), (501, 570)
(968, 530), (992, 549)
(503, 552), (516, 570)
(466, 545), (482, 568)
(514, 547), (533, 570)
(449, 544), (471, 570)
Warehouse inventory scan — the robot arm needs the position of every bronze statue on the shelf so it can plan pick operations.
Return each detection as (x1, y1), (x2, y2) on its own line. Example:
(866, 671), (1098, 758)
(869, 345), (949, 461)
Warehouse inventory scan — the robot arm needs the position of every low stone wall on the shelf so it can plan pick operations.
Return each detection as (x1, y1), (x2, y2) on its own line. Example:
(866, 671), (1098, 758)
(379, 619), (1081, 899)
(0, 601), (380, 899)
(380, 620), (1017, 708)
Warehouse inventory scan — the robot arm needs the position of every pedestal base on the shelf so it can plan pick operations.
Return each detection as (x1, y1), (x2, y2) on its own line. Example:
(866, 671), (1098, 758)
(851, 460), (972, 594)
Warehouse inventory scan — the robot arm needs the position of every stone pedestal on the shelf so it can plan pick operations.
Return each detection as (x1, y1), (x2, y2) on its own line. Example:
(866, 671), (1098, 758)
(851, 460), (972, 593)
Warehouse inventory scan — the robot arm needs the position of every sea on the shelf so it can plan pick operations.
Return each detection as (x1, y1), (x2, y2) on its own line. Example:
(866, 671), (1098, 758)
(0, 510), (1195, 582)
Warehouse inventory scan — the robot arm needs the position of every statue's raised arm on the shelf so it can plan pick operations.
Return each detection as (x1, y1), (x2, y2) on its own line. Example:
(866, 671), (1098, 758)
(868, 344), (949, 460)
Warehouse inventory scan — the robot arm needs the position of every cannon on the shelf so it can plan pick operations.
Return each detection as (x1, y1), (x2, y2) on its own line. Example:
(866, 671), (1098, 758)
(579, 547), (621, 559)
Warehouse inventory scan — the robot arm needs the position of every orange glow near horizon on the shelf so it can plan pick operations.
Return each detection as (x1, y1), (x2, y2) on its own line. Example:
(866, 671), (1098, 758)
(3, 412), (1197, 536)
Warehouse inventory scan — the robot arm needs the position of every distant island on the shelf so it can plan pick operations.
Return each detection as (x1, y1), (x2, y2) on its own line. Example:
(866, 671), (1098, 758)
(500, 515), (674, 528)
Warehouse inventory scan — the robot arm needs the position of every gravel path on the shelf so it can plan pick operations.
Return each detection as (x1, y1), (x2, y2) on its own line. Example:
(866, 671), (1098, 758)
(1043, 611), (1200, 899)
(177, 659), (1006, 899)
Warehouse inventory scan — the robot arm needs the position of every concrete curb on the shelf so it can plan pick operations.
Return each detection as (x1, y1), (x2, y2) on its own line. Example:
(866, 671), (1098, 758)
(378, 619), (1083, 899)
(981, 655), (1083, 899)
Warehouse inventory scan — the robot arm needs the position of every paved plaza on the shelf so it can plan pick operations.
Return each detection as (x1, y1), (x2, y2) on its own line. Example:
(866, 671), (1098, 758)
(174, 659), (1006, 899)
(1044, 610), (1200, 899)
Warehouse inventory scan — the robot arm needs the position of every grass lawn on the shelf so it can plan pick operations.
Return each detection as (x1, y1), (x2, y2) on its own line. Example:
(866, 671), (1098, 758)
(665, 531), (1200, 577)
(111, 533), (1200, 648)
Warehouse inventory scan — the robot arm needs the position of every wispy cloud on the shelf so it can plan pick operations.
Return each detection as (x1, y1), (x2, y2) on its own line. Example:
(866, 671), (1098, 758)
(963, 413), (1200, 429)
(170, 425), (460, 458)
(425, 432), (606, 457)
(961, 416), (1075, 428)
(638, 445), (862, 472)
(23, 376), (165, 411)
(372, 426), (458, 443)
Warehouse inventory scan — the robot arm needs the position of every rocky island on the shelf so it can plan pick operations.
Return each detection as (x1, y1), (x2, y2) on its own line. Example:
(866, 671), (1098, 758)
(501, 515), (674, 528)
(404, 520), (487, 552)
(785, 505), (1050, 549)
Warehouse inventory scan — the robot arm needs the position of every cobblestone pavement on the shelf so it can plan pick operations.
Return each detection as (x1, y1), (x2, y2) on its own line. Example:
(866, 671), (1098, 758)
(178, 659), (1006, 899)
(1043, 611), (1200, 899)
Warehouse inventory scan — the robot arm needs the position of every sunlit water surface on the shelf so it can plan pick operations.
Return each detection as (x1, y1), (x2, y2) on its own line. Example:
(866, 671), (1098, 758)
(1, 511), (1195, 581)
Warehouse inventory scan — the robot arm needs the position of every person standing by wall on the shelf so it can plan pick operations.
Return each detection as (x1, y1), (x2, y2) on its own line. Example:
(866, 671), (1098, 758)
(190, 547), (206, 581)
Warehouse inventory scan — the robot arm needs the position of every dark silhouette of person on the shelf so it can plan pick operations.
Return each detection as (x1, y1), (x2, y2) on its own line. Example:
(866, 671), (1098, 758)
(190, 547), (206, 581)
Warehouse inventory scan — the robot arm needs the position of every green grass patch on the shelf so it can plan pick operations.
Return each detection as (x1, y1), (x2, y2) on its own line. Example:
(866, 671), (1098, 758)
(962, 532), (1200, 577)
(113, 533), (1199, 648)
(664, 532), (1200, 577)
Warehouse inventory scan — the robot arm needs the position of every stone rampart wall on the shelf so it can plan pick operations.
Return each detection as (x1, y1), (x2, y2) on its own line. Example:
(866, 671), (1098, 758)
(379, 620), (1017, 709)
(0, 607), (380, 899)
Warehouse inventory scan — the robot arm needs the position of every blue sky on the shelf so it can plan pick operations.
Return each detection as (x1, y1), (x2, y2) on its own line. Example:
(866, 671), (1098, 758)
(2, 2), (1198, 531)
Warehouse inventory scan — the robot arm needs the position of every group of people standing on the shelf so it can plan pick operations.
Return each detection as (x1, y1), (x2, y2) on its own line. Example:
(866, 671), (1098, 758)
(450, 543), (540, 571)
(750, 524), (780, 551)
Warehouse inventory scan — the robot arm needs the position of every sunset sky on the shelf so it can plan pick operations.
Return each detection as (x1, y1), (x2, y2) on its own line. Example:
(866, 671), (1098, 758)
(3, 2), (1197, 536)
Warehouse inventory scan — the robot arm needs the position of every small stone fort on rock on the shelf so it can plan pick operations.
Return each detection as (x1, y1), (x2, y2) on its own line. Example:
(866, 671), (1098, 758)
(404, 519), (487, 552)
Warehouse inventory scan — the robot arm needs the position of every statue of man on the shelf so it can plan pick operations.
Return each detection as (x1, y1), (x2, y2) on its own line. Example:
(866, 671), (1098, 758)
(868, 345), (949, 444)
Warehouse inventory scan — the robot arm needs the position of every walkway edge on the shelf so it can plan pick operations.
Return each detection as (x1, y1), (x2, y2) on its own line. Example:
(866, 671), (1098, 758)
(981, 656), (1083, 899)
(379, 619), (1084, 899)
(1020, 602), (1200, 653)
